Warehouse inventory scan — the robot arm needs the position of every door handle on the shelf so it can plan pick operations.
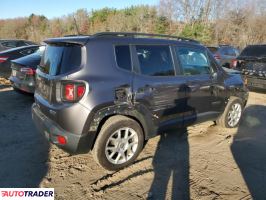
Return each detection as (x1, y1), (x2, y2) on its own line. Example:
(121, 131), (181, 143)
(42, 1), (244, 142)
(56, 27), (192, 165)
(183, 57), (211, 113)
(138, 85), (155, 93)
(199, 85), (211, 91)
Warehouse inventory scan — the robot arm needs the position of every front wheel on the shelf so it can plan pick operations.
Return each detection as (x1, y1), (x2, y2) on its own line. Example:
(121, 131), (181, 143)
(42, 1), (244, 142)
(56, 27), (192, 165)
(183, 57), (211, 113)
(216, 97), (243, 128)
(92, 115), (144, 171)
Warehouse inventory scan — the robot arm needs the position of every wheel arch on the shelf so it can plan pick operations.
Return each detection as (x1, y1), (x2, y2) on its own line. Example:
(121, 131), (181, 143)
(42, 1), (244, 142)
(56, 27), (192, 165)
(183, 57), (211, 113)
(87, 104), (157, 150)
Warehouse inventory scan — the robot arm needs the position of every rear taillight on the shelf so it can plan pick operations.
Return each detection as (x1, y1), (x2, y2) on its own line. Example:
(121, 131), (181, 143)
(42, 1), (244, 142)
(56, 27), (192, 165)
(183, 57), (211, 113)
(231, 59), (238, 68)
(0, 56), (8, 63)
(77, 85), (85, 98)
(62, 82), (86, 102)
(214, 53), (221, 60)
(20, 67), (36, 76)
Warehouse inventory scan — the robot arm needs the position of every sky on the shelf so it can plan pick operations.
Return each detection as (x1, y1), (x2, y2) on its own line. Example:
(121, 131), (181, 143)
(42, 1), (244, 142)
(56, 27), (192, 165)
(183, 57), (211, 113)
(1, 0), (158, 19)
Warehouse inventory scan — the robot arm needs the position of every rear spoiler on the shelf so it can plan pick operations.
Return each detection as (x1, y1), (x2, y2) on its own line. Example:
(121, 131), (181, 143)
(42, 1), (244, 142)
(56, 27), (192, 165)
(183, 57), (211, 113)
(44, 36), (90, 46)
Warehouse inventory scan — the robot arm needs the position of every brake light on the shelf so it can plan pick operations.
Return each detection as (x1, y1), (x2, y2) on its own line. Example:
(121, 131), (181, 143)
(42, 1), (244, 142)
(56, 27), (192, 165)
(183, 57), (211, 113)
(0, 56), (8, 63)
(62, 82), (86, 102)
(65, 84), (75, 101)
(214, 53), (221, 60)
(21, 67), (36, 75)
(57, 135), (67, 145)
(231, 59), (237, 68)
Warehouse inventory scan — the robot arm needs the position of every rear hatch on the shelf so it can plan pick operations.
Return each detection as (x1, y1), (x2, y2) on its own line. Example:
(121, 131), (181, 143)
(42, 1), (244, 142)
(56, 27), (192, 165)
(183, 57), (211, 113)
(238, 45), (266, 78)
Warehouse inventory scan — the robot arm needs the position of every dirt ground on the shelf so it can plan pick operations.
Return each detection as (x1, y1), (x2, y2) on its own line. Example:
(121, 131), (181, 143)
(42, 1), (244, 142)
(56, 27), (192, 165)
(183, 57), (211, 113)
(0, 80), (266, 200)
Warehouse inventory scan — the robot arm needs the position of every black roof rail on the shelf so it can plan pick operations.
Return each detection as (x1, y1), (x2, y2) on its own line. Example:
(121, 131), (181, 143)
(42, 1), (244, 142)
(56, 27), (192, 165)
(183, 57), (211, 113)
(63, 34), (91, 37)
(92, 32), (200, 44)
(219, 44), (232, 47)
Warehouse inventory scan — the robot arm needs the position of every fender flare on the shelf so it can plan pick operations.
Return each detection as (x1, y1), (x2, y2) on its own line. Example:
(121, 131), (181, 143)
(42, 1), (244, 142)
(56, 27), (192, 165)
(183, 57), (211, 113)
(87, 103), (158, 140)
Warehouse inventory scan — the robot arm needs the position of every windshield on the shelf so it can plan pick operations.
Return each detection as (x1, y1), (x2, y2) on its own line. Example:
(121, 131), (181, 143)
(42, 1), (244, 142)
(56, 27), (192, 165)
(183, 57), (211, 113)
(39, 44), (82, 75)
(240, 45), (266, 57)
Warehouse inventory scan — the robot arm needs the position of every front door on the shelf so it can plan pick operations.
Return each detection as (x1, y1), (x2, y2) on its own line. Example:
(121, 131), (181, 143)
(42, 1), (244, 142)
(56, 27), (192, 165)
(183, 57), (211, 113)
(174, 46), (226, 125)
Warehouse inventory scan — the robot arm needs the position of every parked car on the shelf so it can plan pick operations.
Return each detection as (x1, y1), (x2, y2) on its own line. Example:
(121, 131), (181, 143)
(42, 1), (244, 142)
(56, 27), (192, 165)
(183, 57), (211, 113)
(0, 45), (39, 78)
(0, 39), (37, 52)
(32, 32), (248, 170)
(9, 46), (45, 94)
(236, 44), (266, 90)
(207, 45), (240, 68)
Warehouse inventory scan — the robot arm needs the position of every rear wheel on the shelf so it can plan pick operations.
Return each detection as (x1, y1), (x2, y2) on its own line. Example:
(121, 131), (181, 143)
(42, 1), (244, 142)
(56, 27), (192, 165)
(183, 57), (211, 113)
(216, 97), (243, 128)
(92, 115), (144, 171)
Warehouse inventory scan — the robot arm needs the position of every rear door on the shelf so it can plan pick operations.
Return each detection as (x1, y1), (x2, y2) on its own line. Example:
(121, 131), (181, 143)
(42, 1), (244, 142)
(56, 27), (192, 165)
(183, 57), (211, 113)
(175, 46), (226, 125)
(132, 44), (187, 131)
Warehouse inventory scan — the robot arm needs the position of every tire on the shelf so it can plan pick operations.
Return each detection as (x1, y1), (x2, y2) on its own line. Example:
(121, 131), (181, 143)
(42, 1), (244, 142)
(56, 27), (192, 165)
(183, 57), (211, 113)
(216, 97), (243, 128)
(92, 115), (144, 171)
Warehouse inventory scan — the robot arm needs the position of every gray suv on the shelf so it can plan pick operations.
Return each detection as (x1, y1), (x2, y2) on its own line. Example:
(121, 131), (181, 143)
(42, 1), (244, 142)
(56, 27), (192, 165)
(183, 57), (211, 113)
(208, 45), (240, 68)
(32, 32), (248, 170)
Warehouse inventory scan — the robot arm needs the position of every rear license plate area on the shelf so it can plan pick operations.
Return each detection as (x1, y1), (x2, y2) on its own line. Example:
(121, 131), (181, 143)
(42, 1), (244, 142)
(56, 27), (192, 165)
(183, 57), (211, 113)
(36, 75), (51, 100)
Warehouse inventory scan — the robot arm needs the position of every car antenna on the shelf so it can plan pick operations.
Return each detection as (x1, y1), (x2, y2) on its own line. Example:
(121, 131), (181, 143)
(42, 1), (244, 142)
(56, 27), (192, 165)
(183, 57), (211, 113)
(73, 15), (81, 35)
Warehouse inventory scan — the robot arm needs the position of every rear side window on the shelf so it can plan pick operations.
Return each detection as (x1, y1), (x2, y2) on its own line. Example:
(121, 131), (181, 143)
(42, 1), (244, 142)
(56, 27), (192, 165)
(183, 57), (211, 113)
(136, 45), (175, 76)
(40, 44), (81, 75)
(115, 45), (132, 71)
(176, 47), (212, 75)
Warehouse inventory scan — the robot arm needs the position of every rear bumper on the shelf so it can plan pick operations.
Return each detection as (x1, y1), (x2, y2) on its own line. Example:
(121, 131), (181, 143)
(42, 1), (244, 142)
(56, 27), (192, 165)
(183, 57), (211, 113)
(9, 76), (35, 93)
(32, 103), (95, 154)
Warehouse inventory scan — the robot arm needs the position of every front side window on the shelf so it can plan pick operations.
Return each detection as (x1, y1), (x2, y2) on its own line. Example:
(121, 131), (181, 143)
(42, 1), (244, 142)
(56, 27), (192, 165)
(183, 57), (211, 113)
(176, 47), (212, 75)
(136, 45), (175, 76)
(115, 45), (132, 71)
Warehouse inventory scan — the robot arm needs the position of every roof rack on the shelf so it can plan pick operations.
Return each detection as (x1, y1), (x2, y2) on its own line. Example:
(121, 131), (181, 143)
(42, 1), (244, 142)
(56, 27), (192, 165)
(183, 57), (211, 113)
(219, 44), (232, 47)
(92, 32), (200, 44)
(63, 34), (91, 37)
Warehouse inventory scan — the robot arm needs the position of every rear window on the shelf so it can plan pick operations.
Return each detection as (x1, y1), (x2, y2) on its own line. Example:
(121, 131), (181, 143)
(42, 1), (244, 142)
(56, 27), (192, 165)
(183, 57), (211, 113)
(40, 44), (81, 75)
(1, 41), (17, 48)
(223, 47), (236, 56)
(207, 47), (218, 54)
(20, 47), (38, 55)
(240, 45), (266, 57)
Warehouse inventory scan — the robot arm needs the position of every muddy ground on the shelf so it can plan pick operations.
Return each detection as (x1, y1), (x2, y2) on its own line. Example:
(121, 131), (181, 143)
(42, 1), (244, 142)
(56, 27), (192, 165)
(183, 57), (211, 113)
(0, 81), (265, 200)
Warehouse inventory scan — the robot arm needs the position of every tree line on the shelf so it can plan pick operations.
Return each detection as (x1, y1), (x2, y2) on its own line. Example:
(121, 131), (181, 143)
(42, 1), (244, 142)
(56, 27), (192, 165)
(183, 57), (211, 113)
(0, 0), (265, 48)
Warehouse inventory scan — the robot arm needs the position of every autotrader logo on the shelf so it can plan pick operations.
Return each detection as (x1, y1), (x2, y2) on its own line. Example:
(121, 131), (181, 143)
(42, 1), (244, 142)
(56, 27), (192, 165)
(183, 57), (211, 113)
(0, 188), (54, 199)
